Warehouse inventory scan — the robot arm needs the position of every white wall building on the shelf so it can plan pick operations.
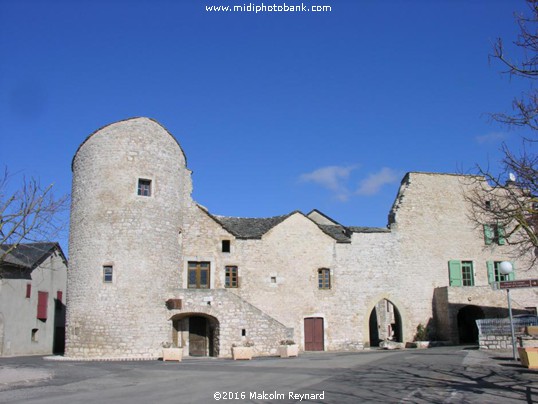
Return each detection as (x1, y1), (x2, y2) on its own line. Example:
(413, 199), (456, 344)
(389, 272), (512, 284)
(0, 243), (67, 357)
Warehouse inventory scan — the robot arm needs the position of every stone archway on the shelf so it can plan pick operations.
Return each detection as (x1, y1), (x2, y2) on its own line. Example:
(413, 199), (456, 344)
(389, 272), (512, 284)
(457, 305), (484, 344)
(170, 313), (220, 357)
(368, 299), (403, 347)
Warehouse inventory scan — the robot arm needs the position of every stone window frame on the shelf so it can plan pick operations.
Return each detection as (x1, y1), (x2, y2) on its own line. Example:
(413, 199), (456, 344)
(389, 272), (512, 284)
(318, 268), (331, 290)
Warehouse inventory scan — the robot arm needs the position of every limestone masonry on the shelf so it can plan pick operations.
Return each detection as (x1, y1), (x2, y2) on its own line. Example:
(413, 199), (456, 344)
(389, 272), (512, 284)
(65, 117), (538, 359)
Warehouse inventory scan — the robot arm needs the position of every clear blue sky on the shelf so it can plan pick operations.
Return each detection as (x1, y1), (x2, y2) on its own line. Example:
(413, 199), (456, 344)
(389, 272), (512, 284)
(0, 0), (532, 254)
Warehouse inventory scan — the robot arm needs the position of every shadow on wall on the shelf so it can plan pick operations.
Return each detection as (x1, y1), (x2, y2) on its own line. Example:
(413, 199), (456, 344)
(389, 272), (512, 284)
(432, 289), (528, 344)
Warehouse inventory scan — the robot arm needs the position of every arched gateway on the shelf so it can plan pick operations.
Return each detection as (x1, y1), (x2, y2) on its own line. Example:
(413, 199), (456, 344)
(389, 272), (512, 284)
(170, 313), (220, 357)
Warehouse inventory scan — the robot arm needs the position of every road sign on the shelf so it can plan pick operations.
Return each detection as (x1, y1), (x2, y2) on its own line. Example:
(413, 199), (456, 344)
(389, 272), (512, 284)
(499, 279), (538, 289)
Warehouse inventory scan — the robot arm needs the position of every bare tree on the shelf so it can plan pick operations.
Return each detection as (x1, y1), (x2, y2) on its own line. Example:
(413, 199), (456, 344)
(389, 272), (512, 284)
(491, 0), (538, 131)
(467, 1), (538, 265)
(0, 167), (69, 262)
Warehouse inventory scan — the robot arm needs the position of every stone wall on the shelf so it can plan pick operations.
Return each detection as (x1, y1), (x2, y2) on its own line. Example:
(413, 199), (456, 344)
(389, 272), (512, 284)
(66, 118), (190, 358)
(66, 119), (538, 359)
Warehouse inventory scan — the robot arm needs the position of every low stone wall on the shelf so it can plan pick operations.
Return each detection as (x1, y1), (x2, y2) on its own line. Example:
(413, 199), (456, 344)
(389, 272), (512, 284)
(479, 335), (513, 350)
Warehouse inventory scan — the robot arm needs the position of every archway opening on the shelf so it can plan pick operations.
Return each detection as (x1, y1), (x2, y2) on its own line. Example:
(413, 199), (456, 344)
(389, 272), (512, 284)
(368, 299), (402, 347)
(457, 305), (484, 344)
(171, 313), (219, 357)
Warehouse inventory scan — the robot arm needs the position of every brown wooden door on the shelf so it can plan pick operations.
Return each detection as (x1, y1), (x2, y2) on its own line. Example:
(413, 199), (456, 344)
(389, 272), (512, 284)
(189, 316), (207, 356)
(304, 317), (324, 351)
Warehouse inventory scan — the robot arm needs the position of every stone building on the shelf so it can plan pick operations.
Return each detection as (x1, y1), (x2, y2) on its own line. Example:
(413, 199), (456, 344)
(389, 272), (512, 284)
(65, 117), (538, 359)
(0, 243), (67, 356)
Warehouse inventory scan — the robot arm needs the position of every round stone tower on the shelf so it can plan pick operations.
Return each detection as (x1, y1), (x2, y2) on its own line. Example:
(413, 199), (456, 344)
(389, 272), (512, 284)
(66, 117), (192, 359)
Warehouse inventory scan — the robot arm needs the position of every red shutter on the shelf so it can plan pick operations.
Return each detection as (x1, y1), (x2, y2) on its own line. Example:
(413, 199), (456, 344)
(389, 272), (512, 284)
(37, 291), (48, 320)
(26, 284), (31, 298)
(56, 291), (63, 303)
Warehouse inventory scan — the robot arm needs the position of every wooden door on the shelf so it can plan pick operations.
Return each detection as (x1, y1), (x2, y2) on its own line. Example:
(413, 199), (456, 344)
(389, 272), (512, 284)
(304, 317), (324, 351)
(189, 316), (207, 356)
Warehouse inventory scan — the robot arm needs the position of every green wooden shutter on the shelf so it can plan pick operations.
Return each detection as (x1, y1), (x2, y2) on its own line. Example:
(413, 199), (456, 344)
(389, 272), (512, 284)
(497, 225), (506, 245)
(483, 225), (494, 245)
(487, 261), (495, 284)
(448, 260), (462, 287)
(509, 261), (516, 280)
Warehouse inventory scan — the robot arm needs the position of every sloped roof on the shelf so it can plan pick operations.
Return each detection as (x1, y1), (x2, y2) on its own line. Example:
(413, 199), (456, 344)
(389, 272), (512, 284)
(316, 224), (352, 243)
(209, 213), (293, 239)
(0, 242), (66, 270)
(348, 226), (391, 234)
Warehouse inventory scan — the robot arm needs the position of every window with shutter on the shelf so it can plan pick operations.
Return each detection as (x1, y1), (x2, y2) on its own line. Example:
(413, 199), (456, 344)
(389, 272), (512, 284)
(37, 291), (48, 320)
(449, 261), (474, 286)
(487, 261), (516, 284)
(448, 260), (462, 286)
(483, 225), (494, 245)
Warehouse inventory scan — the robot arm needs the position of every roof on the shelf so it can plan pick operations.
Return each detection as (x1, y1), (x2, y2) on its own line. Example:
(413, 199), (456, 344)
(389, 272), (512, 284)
(209, 213), (293, 239)
(348, 226), (391, 234)
(0, 242), (66, 270)
(206, 208), (390, 243)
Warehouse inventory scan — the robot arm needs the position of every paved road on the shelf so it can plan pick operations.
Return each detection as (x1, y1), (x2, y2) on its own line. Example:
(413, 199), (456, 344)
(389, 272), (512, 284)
(0, 346), (537, 403)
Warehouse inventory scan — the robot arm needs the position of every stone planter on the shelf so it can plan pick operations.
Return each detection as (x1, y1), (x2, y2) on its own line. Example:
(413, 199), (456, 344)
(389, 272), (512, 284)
(162, 347), (182, 362)
(279, 344), (299, 358)
(232, 346), (253, 360)
(518, 347), (538, 369)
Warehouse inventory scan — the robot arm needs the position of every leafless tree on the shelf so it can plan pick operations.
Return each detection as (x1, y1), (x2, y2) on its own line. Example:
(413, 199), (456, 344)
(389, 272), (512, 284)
(468, 1), (538, 265)
(0, 167), (69, 262)
(491, 0), (538, 132)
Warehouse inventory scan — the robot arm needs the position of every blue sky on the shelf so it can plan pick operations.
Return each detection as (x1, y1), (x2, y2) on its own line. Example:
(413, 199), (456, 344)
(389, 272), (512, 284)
(0, 0), (533, 253)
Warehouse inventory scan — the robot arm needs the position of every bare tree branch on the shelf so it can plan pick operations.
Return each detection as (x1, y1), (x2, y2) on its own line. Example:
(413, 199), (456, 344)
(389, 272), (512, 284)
(0, 167), (69, 264)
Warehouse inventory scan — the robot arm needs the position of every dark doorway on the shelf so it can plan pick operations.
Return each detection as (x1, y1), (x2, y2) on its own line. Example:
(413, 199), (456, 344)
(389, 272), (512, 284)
(457, 305), (485, 343)
(189, 316), (209, 356)
(369, 308), (380, 347)
(304, 317), (324, 351)
(369, 299), (403, 347)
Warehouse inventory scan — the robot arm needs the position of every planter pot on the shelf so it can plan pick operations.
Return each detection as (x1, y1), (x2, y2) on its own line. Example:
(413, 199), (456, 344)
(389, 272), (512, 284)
(162, 347), (182, 362)
(526, 326), (538, 336)
(518, 347), (538, 369)
(279, 345), (299, 358)
(232, 346), (253, 360)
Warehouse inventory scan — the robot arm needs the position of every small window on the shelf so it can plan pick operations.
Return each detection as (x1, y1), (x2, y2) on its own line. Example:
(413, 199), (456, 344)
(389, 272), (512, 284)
(26, 283), (31, 299)
(485, 200), (491, 210)
(31, 328), (39, 342)
(225, 266), (238, 288)
(318, 268), (331, 289)
(137, 179), (152, 196)
(270, 276), (277, 283)
(222, 240), (231, 253)
(103, 265), (113, 283)
(483, 224), (506, 245)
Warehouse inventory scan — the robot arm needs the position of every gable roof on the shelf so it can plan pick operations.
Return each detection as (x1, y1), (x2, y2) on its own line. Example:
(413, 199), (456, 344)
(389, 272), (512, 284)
(0, 242), (66, 270)
(209, 213), (294, 239)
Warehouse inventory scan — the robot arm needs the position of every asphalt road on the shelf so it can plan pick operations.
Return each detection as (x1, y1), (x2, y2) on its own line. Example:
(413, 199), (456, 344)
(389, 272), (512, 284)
(1, 346), (537, 403)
